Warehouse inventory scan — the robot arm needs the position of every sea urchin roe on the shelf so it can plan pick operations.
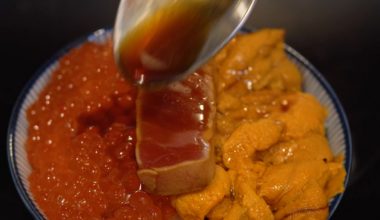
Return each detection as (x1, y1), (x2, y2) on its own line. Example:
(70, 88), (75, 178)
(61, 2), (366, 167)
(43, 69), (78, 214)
(26, 41), (176, 220)
(170, 29), (346, 220)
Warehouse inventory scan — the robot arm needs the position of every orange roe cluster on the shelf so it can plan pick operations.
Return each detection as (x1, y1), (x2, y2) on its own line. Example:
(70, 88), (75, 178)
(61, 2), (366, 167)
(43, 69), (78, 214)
(26, 41), (176, 220)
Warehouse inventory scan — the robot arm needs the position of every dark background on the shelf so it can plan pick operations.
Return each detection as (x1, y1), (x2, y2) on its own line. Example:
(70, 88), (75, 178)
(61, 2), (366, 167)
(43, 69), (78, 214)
(1, 0), (379, 219)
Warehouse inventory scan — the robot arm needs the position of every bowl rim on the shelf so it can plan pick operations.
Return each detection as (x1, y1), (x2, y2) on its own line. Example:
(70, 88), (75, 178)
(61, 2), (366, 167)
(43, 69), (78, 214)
(283, 39), (352, 219)
(7, 27), (111, 219)
(7, 27), (352, 220)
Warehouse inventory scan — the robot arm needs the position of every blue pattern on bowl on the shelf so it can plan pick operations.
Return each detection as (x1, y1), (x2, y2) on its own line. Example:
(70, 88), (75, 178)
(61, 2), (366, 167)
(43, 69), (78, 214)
(7, 28), (351, 219)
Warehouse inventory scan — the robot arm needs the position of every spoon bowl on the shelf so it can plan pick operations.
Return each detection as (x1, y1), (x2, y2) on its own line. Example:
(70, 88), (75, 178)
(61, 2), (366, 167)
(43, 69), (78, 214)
(113, 0), (257, 85)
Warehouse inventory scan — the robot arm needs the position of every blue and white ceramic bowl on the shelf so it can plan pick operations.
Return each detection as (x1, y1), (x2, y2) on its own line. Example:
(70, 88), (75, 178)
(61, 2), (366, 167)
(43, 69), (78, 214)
(7, 28), (352, 219)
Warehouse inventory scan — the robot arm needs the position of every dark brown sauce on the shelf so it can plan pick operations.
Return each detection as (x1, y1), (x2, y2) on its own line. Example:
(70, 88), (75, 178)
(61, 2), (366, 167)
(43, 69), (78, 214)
(117, 1), (231, 85)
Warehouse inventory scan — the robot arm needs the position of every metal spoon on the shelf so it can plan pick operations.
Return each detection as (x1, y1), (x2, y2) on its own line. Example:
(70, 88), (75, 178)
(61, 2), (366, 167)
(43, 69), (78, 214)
(114, 0), (256, 86)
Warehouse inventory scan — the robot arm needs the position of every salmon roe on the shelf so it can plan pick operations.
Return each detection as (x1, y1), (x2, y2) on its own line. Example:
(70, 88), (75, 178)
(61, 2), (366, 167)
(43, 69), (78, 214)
(26, 41), (176, 220)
